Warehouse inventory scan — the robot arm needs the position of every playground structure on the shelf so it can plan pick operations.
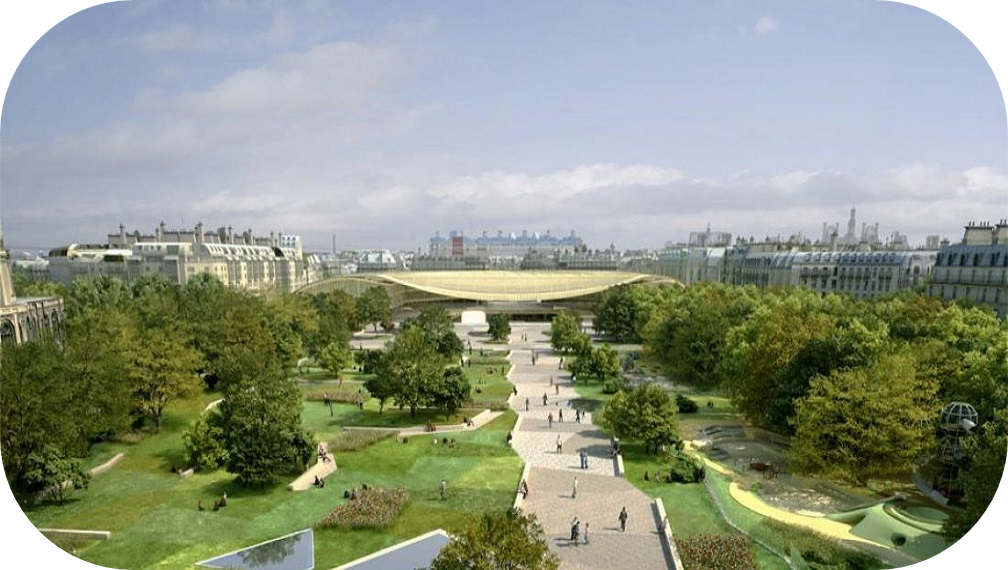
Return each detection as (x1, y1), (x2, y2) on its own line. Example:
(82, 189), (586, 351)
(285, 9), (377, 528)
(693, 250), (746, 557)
(826, 496), (950, 560)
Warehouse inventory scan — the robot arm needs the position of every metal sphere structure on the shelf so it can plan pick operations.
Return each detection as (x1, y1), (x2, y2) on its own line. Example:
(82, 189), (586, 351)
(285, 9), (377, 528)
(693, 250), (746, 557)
(939, 402), (979, 434)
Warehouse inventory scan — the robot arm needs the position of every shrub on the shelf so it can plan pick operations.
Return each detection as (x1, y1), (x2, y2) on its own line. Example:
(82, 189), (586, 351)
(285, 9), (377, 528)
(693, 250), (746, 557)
(660, 449), (705, 483)
(763, 520), (882, 569)
(676, 393), (699, 414)
(328, 429), (395, 452)
(183, 416), (229, 471)
(465, 399), (510, 411)
(316, 487), (409, 529)
(602, 376), (624, 394)
(677, 534), (755, 570)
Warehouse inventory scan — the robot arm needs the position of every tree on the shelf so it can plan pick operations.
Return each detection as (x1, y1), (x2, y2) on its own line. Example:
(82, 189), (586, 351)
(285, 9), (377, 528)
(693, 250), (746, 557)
(318, 341), (353, 382)
(487, 314), (511, 342)
(588, 344), (621, 385)
(21, 445), (90, 505)
(183, 415), (229, 471)
(600, 383), (681, 454)
(644, 283), (756, 389)
(549, 311), (583, 354)
(788, 351), (939, 486)
(384, 326), (446, 417)
(129, 326), (203, 431)
(64, 274), (131, 319)
(721, 290), (838, 430)
(1, 338), (83, 488)
(431, 367), (472, 419)
(764, 317), (889, 435)
(402, 306), (463, 359)
(430, 509), (560, 570)
(356, 286), (392, 332)
(365, 373), (395, 413)
(219, 372), (312, 486)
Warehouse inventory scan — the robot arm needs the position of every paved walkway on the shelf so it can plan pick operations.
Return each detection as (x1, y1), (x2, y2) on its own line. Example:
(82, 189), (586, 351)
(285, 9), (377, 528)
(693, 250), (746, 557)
(506, 322), (673, 570)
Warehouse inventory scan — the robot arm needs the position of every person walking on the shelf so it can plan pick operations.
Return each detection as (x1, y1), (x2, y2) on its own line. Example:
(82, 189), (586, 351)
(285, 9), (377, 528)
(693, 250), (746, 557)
(618, 506), (628, 532)
(570, 517), (580, 544)
(558, 408), (564, 423)
(583, 522), (590, 544)
(548, 412), (554, 428)
(575, 409), (581, 423)
(556, 434), (563, 454)
(543, 392), (548, 406)
(525, 397), (529, 411)
(572, 476), (578, 499)
(440, 479), (447, 500)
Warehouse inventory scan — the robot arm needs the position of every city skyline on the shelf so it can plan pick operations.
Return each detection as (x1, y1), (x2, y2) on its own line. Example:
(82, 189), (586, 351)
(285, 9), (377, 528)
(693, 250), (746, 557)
(1, 1), (1006, 255)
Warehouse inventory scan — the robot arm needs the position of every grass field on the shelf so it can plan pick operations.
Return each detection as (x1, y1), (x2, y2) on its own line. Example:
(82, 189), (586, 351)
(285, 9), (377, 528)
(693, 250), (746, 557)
(26, 365), (523, 570)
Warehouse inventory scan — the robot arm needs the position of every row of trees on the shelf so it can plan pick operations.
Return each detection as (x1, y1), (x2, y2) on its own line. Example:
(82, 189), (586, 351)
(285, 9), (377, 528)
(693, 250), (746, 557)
(589, 282), (1007, 539)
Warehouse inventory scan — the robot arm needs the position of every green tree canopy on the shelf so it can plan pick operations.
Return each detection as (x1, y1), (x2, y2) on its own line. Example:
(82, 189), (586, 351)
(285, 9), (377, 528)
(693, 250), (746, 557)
(788, 351), (939, 485)
(129, 326), (203, 431)
(430, 367), (472, 419)
(385, 326), (447, 417)
(318, 341), (354, 381)
(356, 286), (392, 332)
(487, 313), (511, 342)
(549, 311), (583, 354)
(600, 382), (681, 454)
(219, 370), (312, 486)
(430, 509), (560, 570)
(721, 289), (839, 430)
(643, 282), (756, 389)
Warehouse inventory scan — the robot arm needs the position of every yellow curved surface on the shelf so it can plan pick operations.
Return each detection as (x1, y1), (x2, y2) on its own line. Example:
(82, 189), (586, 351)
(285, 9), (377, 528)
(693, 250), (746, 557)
(301, 271), (681, 302)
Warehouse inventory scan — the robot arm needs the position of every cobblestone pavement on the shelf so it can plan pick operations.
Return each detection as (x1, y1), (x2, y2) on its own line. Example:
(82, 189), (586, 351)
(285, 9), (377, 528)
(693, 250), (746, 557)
(506, 322), (674, 570)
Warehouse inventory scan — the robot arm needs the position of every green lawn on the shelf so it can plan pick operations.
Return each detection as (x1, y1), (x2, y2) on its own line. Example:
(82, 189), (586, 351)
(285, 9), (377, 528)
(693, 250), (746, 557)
(25, 395), (523, 570)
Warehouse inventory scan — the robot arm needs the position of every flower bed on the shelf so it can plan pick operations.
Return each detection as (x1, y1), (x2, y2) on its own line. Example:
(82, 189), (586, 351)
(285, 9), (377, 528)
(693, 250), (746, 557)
(316, 487), (409, 529)
(306, 391), (367, 404)
(328, 429), (395, 452)
(676, 534), (755, 570)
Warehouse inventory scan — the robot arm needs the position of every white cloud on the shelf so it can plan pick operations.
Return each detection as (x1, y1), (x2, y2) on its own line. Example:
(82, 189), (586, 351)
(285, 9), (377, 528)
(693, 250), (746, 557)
(755, 16), (778, 36)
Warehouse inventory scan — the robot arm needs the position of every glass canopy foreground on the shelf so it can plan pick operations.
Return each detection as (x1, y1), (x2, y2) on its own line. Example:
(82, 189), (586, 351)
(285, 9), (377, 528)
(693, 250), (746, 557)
(196, 529), (314, 570)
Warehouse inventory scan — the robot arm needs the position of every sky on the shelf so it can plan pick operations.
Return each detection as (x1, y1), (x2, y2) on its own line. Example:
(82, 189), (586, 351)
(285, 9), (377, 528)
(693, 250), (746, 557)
(0, 0), (1006, 257)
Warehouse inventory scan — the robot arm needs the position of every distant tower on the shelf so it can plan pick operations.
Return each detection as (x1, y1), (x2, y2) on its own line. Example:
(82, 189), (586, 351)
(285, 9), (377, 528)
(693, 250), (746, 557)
(0, 223), (13, 306)
(846, 205), (857, 243)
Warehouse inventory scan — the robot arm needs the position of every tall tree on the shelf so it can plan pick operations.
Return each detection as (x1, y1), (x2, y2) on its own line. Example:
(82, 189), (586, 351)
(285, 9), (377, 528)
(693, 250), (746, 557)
(318, 341), (353, 382)
(129, 327), (203, 431)
(219, 371), (313, 486)
(430, 509), (560, 570)
(765, 317), (890, 435)
(721, 290), (838, 430)
(356, 286), (392, 332)
(600, 382), (680, 454)
(487, 314), (511, 341)
(385, 326), (446, 418)
(431, 367), (472, 419)
(0, 338), (81, 488)
(788, 351), (939, 485)
(549, 311), (583, 354)
(644, 282), (756, 389)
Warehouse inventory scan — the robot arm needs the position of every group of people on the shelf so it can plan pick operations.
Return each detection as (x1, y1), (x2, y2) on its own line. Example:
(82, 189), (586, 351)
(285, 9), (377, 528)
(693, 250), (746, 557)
(197, 492), (228, 512)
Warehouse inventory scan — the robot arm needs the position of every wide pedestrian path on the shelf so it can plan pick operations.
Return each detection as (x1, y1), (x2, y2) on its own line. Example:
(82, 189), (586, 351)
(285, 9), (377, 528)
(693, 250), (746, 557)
(506, 323), (674, 570)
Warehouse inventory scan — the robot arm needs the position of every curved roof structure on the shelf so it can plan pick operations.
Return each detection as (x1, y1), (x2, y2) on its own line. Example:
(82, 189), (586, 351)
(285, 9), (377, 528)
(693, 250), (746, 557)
(296, 270), (680, 307)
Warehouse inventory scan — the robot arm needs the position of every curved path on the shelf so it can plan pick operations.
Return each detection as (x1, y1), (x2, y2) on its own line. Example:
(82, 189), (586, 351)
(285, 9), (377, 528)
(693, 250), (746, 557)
(506, 323), (674, 570)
